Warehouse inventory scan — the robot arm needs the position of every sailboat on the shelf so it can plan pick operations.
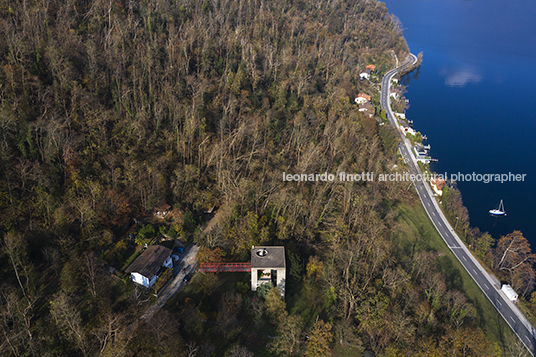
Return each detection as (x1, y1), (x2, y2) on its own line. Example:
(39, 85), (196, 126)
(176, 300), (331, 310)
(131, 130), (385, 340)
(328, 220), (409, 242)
(489, 199), (506, 216)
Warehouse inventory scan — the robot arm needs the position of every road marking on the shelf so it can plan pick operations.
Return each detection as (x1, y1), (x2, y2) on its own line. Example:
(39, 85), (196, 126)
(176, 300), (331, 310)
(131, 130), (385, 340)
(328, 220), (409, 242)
(462, 256), (467, 261)
(484, 284), (489, 290)
(426, 202), (430, 207)
(432, 212), (436, 216)
(498, 300), (502, 306)
(472, 269), (478, 275)
(525, 335), (531, 342)
(510, 316), (516, 323)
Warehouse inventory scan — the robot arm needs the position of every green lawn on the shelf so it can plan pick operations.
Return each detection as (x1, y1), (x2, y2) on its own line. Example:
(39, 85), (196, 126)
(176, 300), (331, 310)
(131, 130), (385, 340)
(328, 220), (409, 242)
(394, 201), (517, 354)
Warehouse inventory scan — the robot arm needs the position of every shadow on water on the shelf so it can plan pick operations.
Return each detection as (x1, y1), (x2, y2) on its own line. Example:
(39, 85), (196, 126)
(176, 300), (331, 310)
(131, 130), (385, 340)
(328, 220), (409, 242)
(401, 66), (421, 86)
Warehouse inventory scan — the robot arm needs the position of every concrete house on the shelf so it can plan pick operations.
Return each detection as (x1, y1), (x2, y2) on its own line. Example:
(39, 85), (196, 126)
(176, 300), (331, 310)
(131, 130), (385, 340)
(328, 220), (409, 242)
(126, 245), (173, 288)
(251, 246), (286, 298)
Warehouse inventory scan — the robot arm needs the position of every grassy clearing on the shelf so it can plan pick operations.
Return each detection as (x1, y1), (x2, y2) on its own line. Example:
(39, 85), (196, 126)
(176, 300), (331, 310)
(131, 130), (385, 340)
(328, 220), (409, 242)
(393, 201), (516, 354)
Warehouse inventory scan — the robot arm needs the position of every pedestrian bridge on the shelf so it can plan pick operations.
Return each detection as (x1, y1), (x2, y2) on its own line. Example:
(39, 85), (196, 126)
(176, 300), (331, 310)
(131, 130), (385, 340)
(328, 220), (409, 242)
(199, 262), (251, 272)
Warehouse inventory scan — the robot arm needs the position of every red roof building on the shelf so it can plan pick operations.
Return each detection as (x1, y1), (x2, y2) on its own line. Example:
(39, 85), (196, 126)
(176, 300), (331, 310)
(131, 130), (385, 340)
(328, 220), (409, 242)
(357, 93), (371, 101)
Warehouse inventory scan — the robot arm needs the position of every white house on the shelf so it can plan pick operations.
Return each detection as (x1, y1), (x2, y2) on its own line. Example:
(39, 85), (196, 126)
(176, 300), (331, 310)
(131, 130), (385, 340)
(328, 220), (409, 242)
(501, 284), (518, 302)
(390, 87), (399, 100)
(354, 93), (371, 105)
(413, 144), (431, 164)
(126, 245), (173, 288)
(402, 126), (416, 136)
(251, 246), (286, 298)
(359, 69), (371, 80)
(395, 112), (406, 120)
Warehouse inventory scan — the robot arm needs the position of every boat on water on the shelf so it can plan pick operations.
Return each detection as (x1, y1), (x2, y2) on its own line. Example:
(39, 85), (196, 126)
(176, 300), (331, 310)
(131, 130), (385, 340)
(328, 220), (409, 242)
(489, 199), (506, 216)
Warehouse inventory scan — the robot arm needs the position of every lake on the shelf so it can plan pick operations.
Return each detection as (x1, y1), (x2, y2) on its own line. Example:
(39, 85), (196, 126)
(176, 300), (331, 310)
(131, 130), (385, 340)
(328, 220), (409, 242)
(384, 0), (536, 244)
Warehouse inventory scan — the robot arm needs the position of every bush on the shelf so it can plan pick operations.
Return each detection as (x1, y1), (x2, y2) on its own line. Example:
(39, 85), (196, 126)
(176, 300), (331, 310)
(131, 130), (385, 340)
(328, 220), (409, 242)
(137, 224), (156, 243)
(152, 268), (174, 294)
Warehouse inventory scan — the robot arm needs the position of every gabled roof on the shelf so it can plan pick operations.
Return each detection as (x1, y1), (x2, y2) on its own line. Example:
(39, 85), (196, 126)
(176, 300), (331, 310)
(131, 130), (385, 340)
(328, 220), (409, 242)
(251, 246), (285, 269)
(431, 177), (445, 189)
(357, 93), (371, 101)
(154, 202), (171, 212)
(359, 102), (374, 112)
(126, 245), (172, 278)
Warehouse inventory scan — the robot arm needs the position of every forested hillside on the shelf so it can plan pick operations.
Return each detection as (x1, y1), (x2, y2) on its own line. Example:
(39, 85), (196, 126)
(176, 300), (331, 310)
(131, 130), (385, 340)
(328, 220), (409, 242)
(0, 0), (513, 356)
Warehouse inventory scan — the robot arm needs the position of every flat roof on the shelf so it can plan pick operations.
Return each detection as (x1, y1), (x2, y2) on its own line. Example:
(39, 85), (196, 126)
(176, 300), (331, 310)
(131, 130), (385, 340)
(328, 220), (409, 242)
(126, 245), (172, 278)
(251, 246), (285, 269)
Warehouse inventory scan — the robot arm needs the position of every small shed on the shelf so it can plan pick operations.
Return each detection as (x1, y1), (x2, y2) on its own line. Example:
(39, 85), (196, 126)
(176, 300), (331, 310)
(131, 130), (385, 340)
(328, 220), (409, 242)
(127, 245), (173, 288)
(359, 103), (374, 118)
(501, 284), (518, 302)
(154, 202), (171, 218)
(251, 246), (286, 298)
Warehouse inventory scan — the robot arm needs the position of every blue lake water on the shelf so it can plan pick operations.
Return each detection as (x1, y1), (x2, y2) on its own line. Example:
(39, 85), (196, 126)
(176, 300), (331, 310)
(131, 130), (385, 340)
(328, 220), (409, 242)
(384, 0), (536, 243)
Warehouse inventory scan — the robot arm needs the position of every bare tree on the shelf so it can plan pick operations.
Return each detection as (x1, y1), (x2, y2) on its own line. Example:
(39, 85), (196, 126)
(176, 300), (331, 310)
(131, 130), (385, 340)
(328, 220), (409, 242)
(49, 293), (87, 357)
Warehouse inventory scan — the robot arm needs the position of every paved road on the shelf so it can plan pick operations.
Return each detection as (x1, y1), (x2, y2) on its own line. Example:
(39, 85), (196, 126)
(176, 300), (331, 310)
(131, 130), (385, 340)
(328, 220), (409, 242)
(141, 243), (199, 320)
(381, 55), (536, 355)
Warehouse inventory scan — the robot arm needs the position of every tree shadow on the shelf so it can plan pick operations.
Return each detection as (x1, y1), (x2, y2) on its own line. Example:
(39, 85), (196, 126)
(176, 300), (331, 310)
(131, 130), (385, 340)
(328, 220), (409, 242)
(436, 255), (463, 291)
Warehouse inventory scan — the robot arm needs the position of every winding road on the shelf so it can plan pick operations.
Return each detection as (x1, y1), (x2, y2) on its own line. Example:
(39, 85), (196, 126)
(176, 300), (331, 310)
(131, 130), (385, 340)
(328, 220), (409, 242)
(381, 54), (536, 355)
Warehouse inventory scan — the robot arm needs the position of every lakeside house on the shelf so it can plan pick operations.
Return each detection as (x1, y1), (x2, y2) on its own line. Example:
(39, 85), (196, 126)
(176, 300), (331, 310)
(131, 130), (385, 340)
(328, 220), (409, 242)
(251, 246), (286, 298)
(355, 93), (371, 105)
(126, 245), (173, 288)
(413, 144), (431, 164)
(430, 177), (445, 196)
(390, 86), (399, 100)
(402, 126), (416, 136)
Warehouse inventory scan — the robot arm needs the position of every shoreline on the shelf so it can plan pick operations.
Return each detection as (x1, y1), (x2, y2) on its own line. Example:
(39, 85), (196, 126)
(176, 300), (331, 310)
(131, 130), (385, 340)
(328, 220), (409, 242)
(381, 54), (536, 354)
